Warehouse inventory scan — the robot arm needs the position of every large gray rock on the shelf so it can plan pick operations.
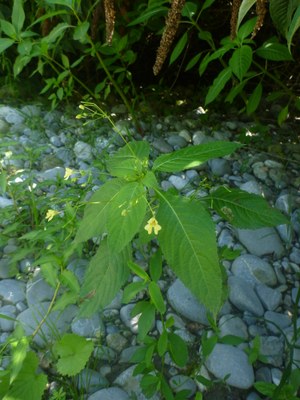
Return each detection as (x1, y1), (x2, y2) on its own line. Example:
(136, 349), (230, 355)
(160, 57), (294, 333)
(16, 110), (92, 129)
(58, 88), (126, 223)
(228, 276), (264, 316)
(231, 254), (277, 287)
(264, 311), (292, 334)
(87, 388), (129, 400)
(74, 141), (93, 161)
(236, 228), (284, 257)
(71, 313), (104, 338)
(255, 284), (282, 311)
(26, 270), (55, 306)
(205, 343), (254, 389)
(0, 279), (26, 304)
(167, 279), (209, 325)
(0, 305), (16, 331)
(75, 368), (108, 394)
(218, 314), (248, 339)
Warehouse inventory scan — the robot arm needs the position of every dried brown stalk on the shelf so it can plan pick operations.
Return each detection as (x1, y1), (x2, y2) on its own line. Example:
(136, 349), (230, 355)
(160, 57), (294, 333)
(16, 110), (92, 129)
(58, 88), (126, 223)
(230, 0), (241, 40)
(104, 0), (116, 45)
(252, 0), (268, 38)
(153, 0), (186, 76)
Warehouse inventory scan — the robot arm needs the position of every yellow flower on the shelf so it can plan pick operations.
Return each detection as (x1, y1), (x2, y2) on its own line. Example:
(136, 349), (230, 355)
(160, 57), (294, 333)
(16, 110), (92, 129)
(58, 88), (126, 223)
(46, 209), (60, 221)
(64, 167), (74, 180)
(144, 217), (161, 235)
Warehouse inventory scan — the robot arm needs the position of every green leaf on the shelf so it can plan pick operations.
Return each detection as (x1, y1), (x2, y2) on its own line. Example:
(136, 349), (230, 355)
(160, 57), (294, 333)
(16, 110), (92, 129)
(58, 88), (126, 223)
(201, 333), (218, 358)
(79, 239), (131, 316)
(205, 67), (232, 105)
(287, 6), (300, 51)
(157, 330), (168, 356)
(229, 45), (252, 81)
(0, 20), (17, 38)
(225, 79), (248, 103)
(219, 334), (245, 345)
(128, 6), (168, 26)
(205, 187), (289, 228)
(149, 249), (162, 282)
(73, 20), (89, 43)
(107, 141), (150, 180)
(53, 333), (94, 377)
(168, 333), (188, 367)
(12, 0), (25, 33)
(46, 0), (73, 8)
(107, 182), (147, 252)
(17, 39), (32, 55)
(128, 260), (150, 281)
(41, 22), (70, 44)
(52, 291), (78, 311)
(237, 17), (257, 41)
(236, 0), (256, 32)
(4, 352), (47, 400)
(269, 0), (291, 36)
(137, 302), (156, 341)
(182, 2), (198, 18)
(156, 192), (222, 315)
(199, 47), (232, 76)
(246, 82), (262, 114)
(122, 281), (148, 303)
(13, 54), (31, 77)
(278, 104), (289, 126)
(61, 53), (69, 68)
(149, 281), (166, 314)
(75, 178), (125, 243)
(0, 38), (15, 54)
(40, 262), (58, 288)
(185, 52), (201, 71)
(254, 381), (276, 397)
(0, 171), (7, 194)
(169, 32), (188, 65)
(153, 141), (241, 173)
(256, 41), (293, 61)
(59, 270), (80, 293)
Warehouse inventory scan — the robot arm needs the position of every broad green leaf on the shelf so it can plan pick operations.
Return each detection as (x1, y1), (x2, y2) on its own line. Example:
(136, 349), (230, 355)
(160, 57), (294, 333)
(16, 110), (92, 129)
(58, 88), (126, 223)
(53, 333), (94, 376)
(59, 270), (80, 293)
(237, 17), (257, 41)
(254, 381), (276, 397)
(246, 82), (262, 114)
(157, 330), (168, 356)
(256, 41), (293, 61)
(4, 352), (47, 400)
(169, 32), (188, 65)
(287, 6), (300, 51)
(52, 291), (78, 311)
(201, 0), (215, 12)
(219, 334), (245, 345)
(205, 67), (232, 105)
(41, 22), (70, 44)
(17, 39), (32, 55)
(137, 302), (156, 340)
(201, 333), (218, 358)
(13, 54), (31, 77)
(182, 2), (198, 18)
(141, 170), (159, 189)
(168, 333), (188, 367)
(0, 38), (14, 54)
(229, 45), (252, 81)
(156, 192), (222, 315)
(128, 7), (168, 26)
(106, 141), (150, 180)
(128, 260), (150, 281)
(153, 141), (242, 173)
(149, 281), (166, 314)
(73, 21), (90, 43)
(40, 262), (58, 288)
(205, 187), (289, 228)
(12, 0), (25, 33)
(122, 281), (148, 303)
(75, 178), (125, 243)
(10, 335), (29, 383)
(107, 182), (147, 252)
(0, 20), (17, 38)
(149, 249), (162, 282)
(236, 0), (256, 32)
(61, 53), (69, 68)
(269, 0), (291, 36)
(79, 239), (131, 316)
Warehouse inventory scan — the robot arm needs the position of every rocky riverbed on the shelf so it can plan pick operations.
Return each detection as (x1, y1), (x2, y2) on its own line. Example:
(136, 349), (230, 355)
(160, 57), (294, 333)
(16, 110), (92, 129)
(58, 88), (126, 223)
(0, 103), (299, 400)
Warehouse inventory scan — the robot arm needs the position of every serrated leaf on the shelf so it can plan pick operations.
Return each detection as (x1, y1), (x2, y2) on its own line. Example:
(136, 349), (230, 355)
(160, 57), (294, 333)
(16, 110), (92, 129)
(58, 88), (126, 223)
(0, 20), (17, 38)
(12, 0), (25, 33)
(156, 192), (222, 315)
(229, 45), (252, 81)
(169, 32), (188, 65)
(269, 0), (291, 36)
(75, 178), (125, 243)
(107, 182), (147, 252)
(168, 333), (188, 367)
(40, 262), (58, 288)
(4, 352), (47, 400)
(205, 187), (289, 228)
(0, 38), (15, 54)
(53, 333), (94, 377)
(246, 82), (262, 114)
(236, 0), (256, 33)
(256, 41), (293, 61)
(79, 239), (131, 316)
(205, 67), (232, 105)
(149, 281), (166, 314)
(153, 141), (241, 173)
(107, 141), (150, 180)
(73, 21), (89, 43)
(59, 270), (80, 293)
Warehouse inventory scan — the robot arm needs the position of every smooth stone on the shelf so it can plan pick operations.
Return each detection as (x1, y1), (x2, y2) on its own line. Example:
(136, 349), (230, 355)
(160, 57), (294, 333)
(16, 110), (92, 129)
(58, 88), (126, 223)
(205, 343), (254, 389)
(169, 175), (188, 190)
(152, 138), (173, 153)
(0, 305), (16, 331)
(38, 167), (65, 180)
(76, 368), (108, 394)
(255, 366), (272, 382)
(114, 365), (159, 400)
(231, 254), (277, 287)
(291, 210), (300, 235)
(275, 194), (292, 214)
(166, 135), (187, 148)
(0, 258), (13, 279)
(255, 284), (282, 311)
(192, 131), (207, 145)
(93, 346), (116, 362)
(228, 276), (264, 316)
(20, 104), (41, 117)
(239, 181), (263, 195)
(106, 333), (128, 353)
(247, 392), (262, 400)
(0, 279), (26, 304)
(120, 346), (142, 363)
(259, 336), (284, 367)
(169, 374), (196, 397)
(120, 304), (140, 333)
(290, 248), (300, 264)
(276, 223), (293, 244)
(252, 162), (268, 181)
(87, 388), (129, 400)
(236, 227), (284, 257)
(218, 228), (234, 248)
(1, 107), (24, 124)
(0, 197), (13, 208)
(71, 313), (104, 338)
(208, 158), (231, 176)
(67, 259), (89, 285)
(264, 311), (292, 334)
(218, 314), (248, 339)
(16, 302), (77, 347)
(26, 271), (55, 306)
(167, 279), (209, 325)
(74, 141), (93, 161)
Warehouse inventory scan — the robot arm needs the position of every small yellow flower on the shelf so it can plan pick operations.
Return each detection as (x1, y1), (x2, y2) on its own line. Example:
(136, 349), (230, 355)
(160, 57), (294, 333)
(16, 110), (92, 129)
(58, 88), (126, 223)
(64, 167), (74, 180)
(79, 104), (85, 110)
(144, 217), (161, 235)
(46, 209), (60, 221)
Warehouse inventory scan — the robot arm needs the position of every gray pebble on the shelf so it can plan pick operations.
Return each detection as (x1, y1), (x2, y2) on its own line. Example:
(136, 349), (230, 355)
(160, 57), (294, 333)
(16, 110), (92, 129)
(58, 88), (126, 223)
(228, 276), (264, 316)
(169, 374), (196, 397)
(218, 314), (248, 339)
(264, 311), (292, 334)
(0, 279), (26, 304)
(76, 368), (108, 394)
(87, 388), (129, 400)
(236, 228), (284, 257)
(71, 313), (104, 338)
(0, 305), (16, 331)
(256, 284), (282, 311)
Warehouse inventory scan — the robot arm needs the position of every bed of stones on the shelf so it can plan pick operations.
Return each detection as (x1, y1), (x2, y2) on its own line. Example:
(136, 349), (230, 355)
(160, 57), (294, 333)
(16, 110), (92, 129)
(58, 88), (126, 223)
(0, 102), (299, 400)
